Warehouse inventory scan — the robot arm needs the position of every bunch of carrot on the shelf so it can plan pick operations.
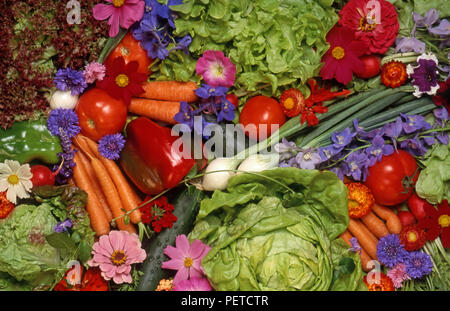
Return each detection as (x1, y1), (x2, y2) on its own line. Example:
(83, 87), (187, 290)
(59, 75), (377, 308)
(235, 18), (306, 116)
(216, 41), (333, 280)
(340, 203), (402, 272)
(129, 80), (198, 124)
(72, 134), (142, 236)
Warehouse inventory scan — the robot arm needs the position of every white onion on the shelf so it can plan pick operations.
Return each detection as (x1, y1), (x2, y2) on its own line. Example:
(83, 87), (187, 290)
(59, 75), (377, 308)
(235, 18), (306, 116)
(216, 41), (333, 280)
(49, 90), (79, 110)
(202, 157), (239, 191)
(237, 153), (280, 173)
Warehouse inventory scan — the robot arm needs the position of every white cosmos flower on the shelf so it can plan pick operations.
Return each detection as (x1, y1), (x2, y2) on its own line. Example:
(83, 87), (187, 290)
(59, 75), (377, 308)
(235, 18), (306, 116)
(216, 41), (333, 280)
(0, 160), (33, 204)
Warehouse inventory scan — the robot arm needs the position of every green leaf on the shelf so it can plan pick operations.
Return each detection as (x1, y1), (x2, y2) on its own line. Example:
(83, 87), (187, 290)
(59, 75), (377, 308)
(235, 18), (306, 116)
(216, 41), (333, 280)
(45, 233), (77, 252)
(338, 257), (356, 274)
(97, 27), (128, 63)
(78, 240), (92, 264)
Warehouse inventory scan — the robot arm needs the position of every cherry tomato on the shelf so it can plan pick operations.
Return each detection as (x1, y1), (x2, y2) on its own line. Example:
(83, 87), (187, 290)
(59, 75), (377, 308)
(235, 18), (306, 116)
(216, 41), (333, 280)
(75, 88), (128, 141)
(355, 55), (381, 79)
(408, 193), (432, 220)
(239, 95), (286, 141)
(30, 165), (56, 187)
(365, 150), (419, 206)
(226, 93), (239, 108)
(104, 32), (152, 76)
(397, 210), (416, 227)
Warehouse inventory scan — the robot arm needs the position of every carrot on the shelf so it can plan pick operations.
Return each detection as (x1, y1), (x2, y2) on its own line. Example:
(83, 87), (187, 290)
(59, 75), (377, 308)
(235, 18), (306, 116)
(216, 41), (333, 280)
(347, 218), (379, 260)
(73, 152), (110, 236)
(361, 211), (390, 238)
(372, 203), (402, 234)
(128, 98), (181, 124)
(76, 150), (113, 223)
(90, 157), (136, 234)
(83, 136), (142, 224)
(340, 230), (374, 272)
(139, 81), (198, 103)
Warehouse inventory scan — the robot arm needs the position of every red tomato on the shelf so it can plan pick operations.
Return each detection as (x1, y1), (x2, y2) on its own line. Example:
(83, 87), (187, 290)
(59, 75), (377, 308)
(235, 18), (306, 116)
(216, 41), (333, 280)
(75, 88), (128, 141)
(239, 95), (286, 141)
(355, 55), (381, 79)
(408, 193), (432, 220)
(365, 150), (419, 206)
(226, 93), (239, 108)
(104, 32), (152, 76)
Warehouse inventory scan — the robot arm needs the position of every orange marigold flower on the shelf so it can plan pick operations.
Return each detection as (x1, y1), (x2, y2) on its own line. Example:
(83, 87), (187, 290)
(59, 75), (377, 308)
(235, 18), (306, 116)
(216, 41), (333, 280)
(399, 224), (426, 251)
(346, 182), (374, 218)
(0, 191), (14, 219)
(381, 60), (408, 88)
(279, 88), (305, 117)
(156, 278), (174, 291)
(364, 272), (395, 291)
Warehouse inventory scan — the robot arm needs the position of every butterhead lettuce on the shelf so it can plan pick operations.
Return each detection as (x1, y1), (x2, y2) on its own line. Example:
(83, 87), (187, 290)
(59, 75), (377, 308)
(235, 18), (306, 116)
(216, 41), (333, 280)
(188, 167), (365, 291)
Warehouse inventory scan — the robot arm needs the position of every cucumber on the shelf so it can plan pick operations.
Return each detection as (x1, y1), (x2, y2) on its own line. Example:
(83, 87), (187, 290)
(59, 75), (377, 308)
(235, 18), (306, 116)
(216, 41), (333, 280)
(136, 186), (204, 291)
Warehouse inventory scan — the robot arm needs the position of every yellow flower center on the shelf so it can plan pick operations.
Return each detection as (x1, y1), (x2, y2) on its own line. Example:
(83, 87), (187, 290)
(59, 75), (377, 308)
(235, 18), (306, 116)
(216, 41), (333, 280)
(112, 0), (125, 8)
(7, 174), (19, 185)
(331, 46), (345, 60)
(120, 46), (130, 56)
(110, 250), (127, 266)
(115, 74), (129, 88)
(283, 97), (295, 110)
(184, 257), (193, 268)
(438, 214), (450, 228)
(407, 231), (418, 243)
(212, 63), (224, 77)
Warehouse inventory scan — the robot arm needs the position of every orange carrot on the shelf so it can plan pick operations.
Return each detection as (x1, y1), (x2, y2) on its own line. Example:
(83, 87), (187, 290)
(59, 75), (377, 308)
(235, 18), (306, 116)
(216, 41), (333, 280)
(83, 136), (142, 224)
(139, 81), (198, 102)
(372, 203), (402, 234)
(77, 150), (113, 223)
(128, 98), (180, 124)
(340, 230), (374, 272)
(73, 152), (110, 236)
(347, 218), (379, 260)
(361, 211), (390, 238)
(90, 157), (136, 234)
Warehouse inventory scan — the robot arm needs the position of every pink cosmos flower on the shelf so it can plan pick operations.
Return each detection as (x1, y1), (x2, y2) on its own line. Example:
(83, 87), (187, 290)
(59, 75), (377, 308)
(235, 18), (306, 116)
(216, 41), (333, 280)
(93, 0), (145, 38)
(161, 234), (211, 285)
(195, 50), (236, 88)
(387, 263), (411, 288)
(173, 277), (212, 291)
(83, 62), (106, 84)
(87, 230), (147, 284)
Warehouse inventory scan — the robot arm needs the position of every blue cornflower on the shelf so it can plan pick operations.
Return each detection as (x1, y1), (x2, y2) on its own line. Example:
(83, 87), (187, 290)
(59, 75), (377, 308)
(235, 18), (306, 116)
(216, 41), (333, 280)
(54, 68), (87, 96)
(400, 113), (431, 134)
(54, 218), (73, 233)
(376, 234), (409, 268)
(47, 108), (81, 139)
(399, 136), (428, 156)
(331, 128), (355, 152)
(344, 151), (368, 181)
(366, 135), (394, 163)
(404, 251), (433, 279)
(98, 133), (126, 161)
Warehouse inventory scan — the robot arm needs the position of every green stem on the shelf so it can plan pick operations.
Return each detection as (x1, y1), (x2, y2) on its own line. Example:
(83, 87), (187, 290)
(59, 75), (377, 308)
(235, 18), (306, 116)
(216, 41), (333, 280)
(381, 52), (419, 65)
(321, 144), (371, 169)
(396, 126), (450, 142)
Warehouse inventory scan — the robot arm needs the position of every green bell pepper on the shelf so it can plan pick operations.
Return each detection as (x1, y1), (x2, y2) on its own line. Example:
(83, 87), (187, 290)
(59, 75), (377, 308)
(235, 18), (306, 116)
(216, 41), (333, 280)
(0, 119), (63, 164)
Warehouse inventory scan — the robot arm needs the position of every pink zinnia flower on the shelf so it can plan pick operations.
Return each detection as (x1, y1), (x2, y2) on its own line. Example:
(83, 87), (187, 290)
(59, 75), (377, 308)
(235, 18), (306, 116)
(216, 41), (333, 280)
(93, 0), (145, 38)
(83, 62), (106, 84)
(195, 50), (236, 88)
(173, 277), (212, 291)
(87, 230), (147, 284)
(387, 263), (411, 288)
(161, 234), (211, 285)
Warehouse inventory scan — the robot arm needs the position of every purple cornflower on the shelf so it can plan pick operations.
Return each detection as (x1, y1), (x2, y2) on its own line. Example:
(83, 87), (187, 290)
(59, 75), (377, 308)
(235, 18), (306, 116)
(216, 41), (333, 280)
(366, 135), (394, 163)
(404, 251), (433, 279)
(376, 234), (409, 268)
(344, 151), (368, 181)
(98, 133), (126, 160)
(54, 218), (73, 233)
(47, 108), (81, 139)
(331, 128), (355, 152)
(412, 9), (440, 36)
(349, 237), (362, 255)
(54, 68), (87, 96)
(399, 136), (428, 156)
(428, 19), (450, 36)
(174, 101), (195, 130)
(400, 113), (431, 134)
(295, 150), (322, 169)
(395, 37), (426, 54)
(407, 54), (440, 97)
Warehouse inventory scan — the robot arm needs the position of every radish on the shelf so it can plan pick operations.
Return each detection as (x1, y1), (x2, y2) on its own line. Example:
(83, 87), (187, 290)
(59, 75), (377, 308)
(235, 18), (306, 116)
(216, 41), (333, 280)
(30, 165), (58, 187)
(397, 210), (416, 227)
(407, 193), (432, 220)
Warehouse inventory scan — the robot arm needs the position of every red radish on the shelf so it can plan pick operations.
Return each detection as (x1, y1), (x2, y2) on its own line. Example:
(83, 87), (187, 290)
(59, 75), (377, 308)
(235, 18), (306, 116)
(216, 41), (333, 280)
(30, 165), (57, 187)
(226, 93), (239, 108)
(355, 55), (381, 79)
(397, 210), (416, 227)
(408, 193), (432, 220)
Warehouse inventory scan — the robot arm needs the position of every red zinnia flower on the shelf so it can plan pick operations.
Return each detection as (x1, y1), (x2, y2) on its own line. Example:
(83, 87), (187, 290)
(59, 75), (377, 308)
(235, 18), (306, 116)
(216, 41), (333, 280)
(418, 200), (450, 248)
(140, 196), (177, 233)
(319, 25), (368, 85)
(339, 0), (400, 55)
(399, 224), (427, 251)
(97, 56), (147, 105)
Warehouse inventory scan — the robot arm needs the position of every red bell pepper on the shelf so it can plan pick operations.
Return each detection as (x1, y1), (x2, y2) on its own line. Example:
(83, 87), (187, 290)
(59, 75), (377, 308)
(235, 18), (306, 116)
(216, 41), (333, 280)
(119, 117), (197, 195)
